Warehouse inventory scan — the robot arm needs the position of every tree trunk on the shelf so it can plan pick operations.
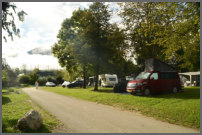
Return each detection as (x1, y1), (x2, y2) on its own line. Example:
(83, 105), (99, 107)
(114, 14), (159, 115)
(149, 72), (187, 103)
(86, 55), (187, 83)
(94, 65), (99, 91)
(83, 66), (86, 89)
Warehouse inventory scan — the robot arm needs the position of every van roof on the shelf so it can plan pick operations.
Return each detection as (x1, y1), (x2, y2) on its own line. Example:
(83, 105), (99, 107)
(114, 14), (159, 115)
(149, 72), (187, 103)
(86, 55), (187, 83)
(144, 71), (178, 73)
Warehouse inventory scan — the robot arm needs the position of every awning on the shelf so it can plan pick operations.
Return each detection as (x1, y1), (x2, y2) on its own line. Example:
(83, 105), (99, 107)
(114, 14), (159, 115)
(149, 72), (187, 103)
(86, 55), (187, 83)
(179, 71), (200, 76)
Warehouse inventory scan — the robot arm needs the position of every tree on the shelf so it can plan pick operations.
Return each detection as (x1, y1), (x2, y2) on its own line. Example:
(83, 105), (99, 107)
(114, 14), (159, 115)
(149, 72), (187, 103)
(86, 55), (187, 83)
(119, 2), (200, 71)
(29, 68), (39, 85)
(2, 69), (9, 87)
(19, 75), (30, 84)
(159, 2), (200, 71)
(53, 2), (132, 90)
(51, 18), (83, 84)
(2, 58), (18, 87)
(119, 2), (167, 69)
(73, 2), (113, 91)
(2, 2), (27, 42)
(46, 76), (55, 83)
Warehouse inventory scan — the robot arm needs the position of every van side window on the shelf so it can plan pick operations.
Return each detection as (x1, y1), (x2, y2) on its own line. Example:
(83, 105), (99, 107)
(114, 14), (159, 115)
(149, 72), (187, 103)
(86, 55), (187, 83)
(160, 72), (178, 79)
(150, 73), (158, 80)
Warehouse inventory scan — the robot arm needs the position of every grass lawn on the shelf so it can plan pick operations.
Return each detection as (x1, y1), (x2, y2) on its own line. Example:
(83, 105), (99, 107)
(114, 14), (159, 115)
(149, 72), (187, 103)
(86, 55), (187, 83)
(2, 88), (61, 133)
(41, 86), (200, 129)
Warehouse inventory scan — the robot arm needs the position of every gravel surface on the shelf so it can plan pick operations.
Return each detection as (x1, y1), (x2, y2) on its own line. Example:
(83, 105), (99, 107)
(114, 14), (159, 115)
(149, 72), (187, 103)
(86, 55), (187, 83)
(22, 87), (200, 133)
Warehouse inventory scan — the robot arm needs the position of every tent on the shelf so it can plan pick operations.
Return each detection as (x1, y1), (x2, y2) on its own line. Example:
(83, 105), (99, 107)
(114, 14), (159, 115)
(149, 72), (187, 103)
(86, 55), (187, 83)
(179, 71), (200, 86)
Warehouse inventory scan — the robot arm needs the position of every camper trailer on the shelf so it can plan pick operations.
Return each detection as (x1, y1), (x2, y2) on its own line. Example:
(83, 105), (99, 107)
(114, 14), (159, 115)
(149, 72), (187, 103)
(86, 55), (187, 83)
(99, 74), (118, 87)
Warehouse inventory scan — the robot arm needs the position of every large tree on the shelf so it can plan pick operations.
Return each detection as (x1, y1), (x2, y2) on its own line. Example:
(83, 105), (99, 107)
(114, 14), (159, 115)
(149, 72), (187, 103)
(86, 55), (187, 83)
(52, 2), (130, 90)
(119, 2), (167, 69)
(119, 2), (200, 71)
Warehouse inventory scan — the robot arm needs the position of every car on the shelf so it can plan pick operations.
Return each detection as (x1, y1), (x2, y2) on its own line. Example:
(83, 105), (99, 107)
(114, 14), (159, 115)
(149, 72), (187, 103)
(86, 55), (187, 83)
(62, 81), (70, 88)
(126, 71), (183, 96)
(113, 76), (135, 93)
(67, 80), (83, 88)
(45, 82), (56, 87)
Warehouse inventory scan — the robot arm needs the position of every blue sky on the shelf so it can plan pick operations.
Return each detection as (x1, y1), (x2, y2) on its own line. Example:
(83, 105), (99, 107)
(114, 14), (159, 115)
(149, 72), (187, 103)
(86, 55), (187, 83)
(2, 2), (122, 70)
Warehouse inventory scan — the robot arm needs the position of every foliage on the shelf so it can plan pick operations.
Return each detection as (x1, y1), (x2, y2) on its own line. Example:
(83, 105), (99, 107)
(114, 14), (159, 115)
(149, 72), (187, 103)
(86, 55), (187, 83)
(2, 2), (27, 42)
(29, 68), (39, 85)
(19, 75), (30, 84)
(46, 76), (55, 83)
(2, 58), (18, 87)
(38, 77), (47, 86)
(55, 75), (64, 85)
(52, 2), (131, 90)
(159, 2), (200, 71)
(2, 69), (9, 87)
(51, 18), (82, 82)
(118, 2), (200, 71)
(41, 86), (200, 129)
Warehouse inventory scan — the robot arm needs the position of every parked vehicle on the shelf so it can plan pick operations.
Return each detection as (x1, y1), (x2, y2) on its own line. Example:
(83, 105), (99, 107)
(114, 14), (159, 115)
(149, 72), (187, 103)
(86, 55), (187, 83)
(127, 71), (183, 96)
(67, 80), (83, 88)
(45, 82), (56, 87)
(113, 76), (135, 93)
(88, 76), (95, 86)
(62, 81), (70, 88)
(99, 74), (118, 87)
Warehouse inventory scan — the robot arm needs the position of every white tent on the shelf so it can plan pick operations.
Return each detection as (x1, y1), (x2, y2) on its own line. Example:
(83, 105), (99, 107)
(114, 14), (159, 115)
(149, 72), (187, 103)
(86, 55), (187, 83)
(179, 71), (200, 86)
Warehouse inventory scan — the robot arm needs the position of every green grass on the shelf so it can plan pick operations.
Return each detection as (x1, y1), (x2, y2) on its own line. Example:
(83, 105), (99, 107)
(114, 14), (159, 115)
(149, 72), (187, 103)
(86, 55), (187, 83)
(2, 88), (60, 133)
(41, 86), (200, 129)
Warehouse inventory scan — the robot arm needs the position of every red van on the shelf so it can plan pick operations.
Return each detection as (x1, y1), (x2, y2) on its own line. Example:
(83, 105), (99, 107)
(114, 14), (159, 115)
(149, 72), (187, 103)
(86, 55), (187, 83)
(126, 71), (183, 96)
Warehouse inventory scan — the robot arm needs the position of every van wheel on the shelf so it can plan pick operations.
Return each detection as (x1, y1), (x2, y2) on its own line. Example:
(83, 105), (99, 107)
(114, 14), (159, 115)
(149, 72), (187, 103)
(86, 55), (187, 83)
(144, 88), (151, 96)
(172, 87), (178, 94)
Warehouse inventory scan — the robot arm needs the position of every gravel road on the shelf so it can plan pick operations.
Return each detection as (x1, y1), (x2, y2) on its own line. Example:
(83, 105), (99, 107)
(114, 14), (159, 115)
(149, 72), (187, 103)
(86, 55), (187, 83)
(22, 87), (199, 133)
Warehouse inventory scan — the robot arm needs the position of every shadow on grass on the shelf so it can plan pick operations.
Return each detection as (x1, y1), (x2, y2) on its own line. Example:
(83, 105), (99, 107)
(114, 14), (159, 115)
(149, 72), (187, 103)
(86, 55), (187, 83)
(2, 118), (51, 133)
(151, 89), (200, 100)
(2, 91), (11, 95)
(90, 88), (114, 93)
(2, 96), (11, 105)
(22, 124), (51, 133)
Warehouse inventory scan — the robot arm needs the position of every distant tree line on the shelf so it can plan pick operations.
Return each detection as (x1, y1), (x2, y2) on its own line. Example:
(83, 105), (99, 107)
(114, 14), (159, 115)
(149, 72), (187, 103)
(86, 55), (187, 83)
(2, 58), (66, 88)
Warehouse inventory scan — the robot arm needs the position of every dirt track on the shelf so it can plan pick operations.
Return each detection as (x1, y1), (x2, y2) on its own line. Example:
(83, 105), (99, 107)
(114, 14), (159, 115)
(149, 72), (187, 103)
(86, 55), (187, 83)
(22, 87), (199, 133)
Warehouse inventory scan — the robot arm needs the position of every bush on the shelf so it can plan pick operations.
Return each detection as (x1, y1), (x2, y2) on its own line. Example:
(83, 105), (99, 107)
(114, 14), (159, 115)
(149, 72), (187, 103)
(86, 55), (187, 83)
(19, 75), (30, 85)
(46, 76), (56, 84)
(38, 77), (47, 86)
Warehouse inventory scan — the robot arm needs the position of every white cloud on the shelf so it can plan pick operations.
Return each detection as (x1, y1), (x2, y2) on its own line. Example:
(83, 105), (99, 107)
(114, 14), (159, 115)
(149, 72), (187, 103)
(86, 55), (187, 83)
(2, 2), (122, 70)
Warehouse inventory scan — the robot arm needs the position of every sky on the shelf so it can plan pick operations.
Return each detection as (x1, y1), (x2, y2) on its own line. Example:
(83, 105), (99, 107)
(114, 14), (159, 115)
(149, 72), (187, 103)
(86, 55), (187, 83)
(2, 2), (122, 70)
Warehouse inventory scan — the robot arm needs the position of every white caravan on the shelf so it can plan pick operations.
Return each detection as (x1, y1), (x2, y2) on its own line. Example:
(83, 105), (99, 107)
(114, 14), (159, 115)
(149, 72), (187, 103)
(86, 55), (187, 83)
(99, 74), (118, 87)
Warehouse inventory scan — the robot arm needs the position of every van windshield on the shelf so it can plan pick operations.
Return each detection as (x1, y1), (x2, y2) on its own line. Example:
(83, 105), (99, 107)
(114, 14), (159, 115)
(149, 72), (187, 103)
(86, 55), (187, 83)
(136, 72), (151, 80)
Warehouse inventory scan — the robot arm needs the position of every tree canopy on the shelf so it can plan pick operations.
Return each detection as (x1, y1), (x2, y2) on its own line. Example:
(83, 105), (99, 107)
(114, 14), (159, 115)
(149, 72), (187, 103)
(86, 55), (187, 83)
(52, 2), (134, 90)
(119, 2), (200, 71)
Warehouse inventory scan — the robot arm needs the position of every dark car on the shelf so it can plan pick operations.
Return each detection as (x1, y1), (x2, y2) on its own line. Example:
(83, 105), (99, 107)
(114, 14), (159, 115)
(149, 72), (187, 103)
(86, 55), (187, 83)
(67, 80), (83, 88)
(127, 71), (183, 96)
(113, 77), (134, 93)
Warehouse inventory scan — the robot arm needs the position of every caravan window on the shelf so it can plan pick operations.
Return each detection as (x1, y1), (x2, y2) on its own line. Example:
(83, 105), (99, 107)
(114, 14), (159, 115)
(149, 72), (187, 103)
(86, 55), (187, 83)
(109, 78), (116, 81)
